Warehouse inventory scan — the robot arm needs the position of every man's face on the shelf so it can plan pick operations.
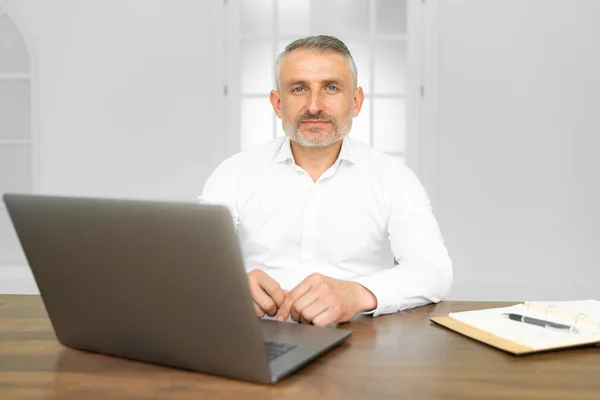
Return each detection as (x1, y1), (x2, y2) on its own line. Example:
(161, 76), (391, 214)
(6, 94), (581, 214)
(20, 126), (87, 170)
(270, 49), (364, 148)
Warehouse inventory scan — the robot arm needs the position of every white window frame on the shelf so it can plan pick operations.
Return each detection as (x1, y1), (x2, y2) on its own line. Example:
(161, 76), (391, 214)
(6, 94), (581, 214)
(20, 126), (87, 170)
(223, 0), (427, 171)
(0, 4), (39, 207)
(0, 1), (39, 284)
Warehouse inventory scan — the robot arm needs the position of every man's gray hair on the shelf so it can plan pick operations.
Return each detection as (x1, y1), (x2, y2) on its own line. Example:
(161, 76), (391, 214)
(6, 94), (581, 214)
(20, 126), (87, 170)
(275, 35), (358, 90)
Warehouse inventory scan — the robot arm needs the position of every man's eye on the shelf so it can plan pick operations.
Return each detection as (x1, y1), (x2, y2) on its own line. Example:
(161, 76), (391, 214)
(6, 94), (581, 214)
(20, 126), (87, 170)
(293, 87), (304, 93)
(327, 85), (337, 92)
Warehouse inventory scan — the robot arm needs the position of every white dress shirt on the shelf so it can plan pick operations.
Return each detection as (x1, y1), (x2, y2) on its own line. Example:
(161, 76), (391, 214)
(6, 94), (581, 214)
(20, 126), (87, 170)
(199, 136), (452, 316)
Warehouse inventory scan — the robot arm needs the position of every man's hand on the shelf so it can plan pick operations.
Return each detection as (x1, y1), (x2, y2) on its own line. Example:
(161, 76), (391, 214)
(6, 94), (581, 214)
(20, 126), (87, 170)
(247, 269), (286, 318)
(275, 273), (377, 327)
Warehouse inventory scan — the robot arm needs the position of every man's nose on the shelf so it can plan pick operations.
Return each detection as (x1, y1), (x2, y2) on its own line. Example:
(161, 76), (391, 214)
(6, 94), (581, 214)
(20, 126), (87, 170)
(307, 92), (324, 114)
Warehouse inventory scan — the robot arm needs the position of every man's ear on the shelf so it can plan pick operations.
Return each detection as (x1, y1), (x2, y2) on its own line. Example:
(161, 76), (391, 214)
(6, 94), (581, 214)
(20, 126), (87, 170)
(352, 86), (365, 118)
(270, 90), (282, 118)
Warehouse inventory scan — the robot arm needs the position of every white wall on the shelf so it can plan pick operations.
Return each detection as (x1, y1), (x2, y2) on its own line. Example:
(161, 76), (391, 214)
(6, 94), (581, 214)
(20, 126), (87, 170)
(431, 0), (600, 300)
(5, 0), (599, 301)
(1, 0), (226, 293)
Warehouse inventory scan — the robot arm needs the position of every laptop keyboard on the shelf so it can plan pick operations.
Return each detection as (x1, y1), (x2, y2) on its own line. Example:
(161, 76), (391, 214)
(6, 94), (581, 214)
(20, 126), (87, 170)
(264, 341), (297, 361)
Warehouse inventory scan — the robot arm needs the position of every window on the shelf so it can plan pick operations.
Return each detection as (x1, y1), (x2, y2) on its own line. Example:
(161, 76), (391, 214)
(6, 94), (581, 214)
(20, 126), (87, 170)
(226, 0), (409, 165)
(0, 5), (34, 266)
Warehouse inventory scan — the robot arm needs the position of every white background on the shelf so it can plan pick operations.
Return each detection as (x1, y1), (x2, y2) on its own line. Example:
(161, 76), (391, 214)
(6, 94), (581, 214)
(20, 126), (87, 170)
(426, 0), (600, 300)
(0, 0), (227, 291)
(1, 0), (599, 302)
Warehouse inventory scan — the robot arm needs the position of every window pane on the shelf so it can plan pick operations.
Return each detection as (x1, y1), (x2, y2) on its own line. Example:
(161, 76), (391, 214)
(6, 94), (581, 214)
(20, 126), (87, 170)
(375, 0), (407, 34)
(277, 0), (310, 36)
(349, 97), (370, 145)
(310, 0), (369, 36)
(0, 15), (29, 72)
(342, 40), (371, 95)
(0, 80), (30, 139)
(372, 98), (405, 153)
(373, 40), (406, 95)
(0, 144), (32, 194)
(0, 210), (27, 264)
(276, 40), (288, 56)
(241, 41), (274, 94)
(241, 98), (274, 150)
(240, 0), (273, 36)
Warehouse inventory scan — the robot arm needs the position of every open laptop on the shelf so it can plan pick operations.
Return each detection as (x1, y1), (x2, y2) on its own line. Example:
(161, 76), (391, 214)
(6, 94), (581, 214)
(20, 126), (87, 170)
(3, 193), (351, 384)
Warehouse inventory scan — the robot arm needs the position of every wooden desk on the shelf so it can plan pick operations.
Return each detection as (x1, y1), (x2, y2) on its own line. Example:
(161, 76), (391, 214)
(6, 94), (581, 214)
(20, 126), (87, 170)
(1, 295), (598, 400)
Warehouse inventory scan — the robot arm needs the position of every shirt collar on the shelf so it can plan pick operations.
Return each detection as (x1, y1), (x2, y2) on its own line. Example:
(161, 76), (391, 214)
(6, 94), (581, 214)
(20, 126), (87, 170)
(337, 136), (357, 165)
(276, 137), (295, 163)
(275, 136), (358, 165)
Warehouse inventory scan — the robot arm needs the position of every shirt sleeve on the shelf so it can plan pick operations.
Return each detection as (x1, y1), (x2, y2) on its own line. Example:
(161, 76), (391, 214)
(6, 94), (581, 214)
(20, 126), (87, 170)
(351, 162), (453, 317)
(198, 156), (240, 228)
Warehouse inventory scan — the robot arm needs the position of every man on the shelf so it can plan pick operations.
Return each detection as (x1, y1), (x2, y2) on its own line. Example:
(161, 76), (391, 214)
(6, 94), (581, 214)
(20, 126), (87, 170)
(200, 35), (452, 327)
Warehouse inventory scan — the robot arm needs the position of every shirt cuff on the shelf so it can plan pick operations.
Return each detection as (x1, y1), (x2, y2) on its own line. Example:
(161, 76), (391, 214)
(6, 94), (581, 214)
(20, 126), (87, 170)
(351, 275), (403, 317)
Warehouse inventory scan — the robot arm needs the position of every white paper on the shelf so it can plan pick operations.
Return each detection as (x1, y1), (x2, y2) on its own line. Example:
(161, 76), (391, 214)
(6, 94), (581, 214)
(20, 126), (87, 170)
(449, 300), (600, 350)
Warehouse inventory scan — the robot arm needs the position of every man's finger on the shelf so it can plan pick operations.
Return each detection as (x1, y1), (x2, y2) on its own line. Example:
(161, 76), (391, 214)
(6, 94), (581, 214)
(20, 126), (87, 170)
(261, 281), (286, 309)
(277, 281), (312, 321)
(249, 283), (278, 317)
(299, 298), (330, 324)
(311, 307), (336, 327)
(253, 301), (265, 318)
(290, 290), (320, 323)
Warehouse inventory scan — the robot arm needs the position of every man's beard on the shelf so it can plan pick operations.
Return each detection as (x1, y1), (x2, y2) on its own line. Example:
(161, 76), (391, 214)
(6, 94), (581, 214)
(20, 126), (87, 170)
(282, 111), (353, 147)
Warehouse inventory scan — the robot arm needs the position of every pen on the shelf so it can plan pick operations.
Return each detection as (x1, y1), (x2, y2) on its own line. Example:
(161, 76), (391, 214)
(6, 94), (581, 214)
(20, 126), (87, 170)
(502, 313), (579, 333)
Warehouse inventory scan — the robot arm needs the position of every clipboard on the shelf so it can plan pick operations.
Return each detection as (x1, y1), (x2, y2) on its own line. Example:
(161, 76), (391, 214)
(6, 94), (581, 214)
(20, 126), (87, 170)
(430, 300), (600, 355)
